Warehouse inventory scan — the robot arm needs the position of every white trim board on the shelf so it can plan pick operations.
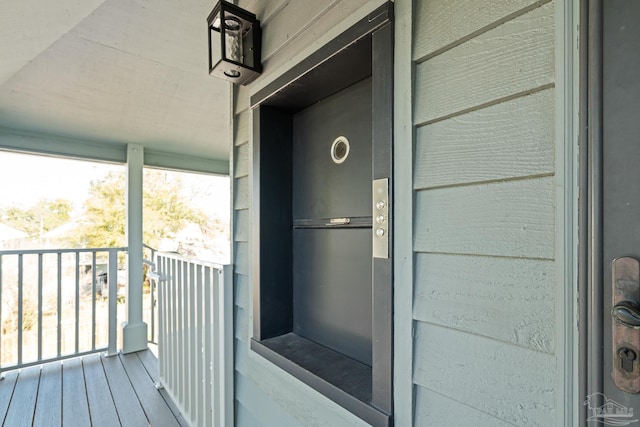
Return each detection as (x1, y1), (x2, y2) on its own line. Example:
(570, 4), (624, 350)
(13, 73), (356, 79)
(0, 126), (229, 175)
(554, 0), (580, 425)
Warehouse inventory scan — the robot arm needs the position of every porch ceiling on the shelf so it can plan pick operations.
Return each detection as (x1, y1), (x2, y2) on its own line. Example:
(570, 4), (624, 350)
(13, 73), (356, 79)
(0, 0), (230, 161)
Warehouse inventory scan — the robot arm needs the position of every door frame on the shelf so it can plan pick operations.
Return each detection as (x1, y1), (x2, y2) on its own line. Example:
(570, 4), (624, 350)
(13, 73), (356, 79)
(248, 3), (394, 426)
(579, 0), (640, 423)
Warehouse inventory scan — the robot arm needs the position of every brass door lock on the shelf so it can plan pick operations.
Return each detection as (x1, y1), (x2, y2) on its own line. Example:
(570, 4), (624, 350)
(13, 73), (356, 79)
(612, 257), (640, 393)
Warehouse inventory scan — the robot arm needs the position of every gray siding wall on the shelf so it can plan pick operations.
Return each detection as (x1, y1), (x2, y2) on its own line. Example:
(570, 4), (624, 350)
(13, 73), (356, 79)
(411, 1), (558, 425)
(231, 0), (564, 425)
(231, 1), (387, 426)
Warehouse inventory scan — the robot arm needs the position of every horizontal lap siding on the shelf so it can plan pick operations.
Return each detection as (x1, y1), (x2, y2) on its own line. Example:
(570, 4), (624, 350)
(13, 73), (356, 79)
(413, 323), (556, 426)
(412, 0), (557, 425)
(414, 177), (555, 259)
(413, 0), (545, 61)
(235, 375), (305, 427)
(234, 209), (249, 243)
(414, 387), (515, 427)
(414, 253), (555, 354)
(233, 177), (249, 210)
(414, 88), (555, 189)
(231, 1), (383, 426)
(414, 1), (555, 126)
(234, 144), (249, 179)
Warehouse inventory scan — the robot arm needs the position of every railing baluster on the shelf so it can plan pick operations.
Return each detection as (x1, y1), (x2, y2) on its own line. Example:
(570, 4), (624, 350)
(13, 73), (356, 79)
(17, 254), (23, 366)
(183, 260), (189, 411)
(211, 266), (220, 427)
(91, 251), (96, 351)
(37, 254), (43, 361)
(152, 248), (157, 343)
(106, 249), (118, 356)
(195, 264), (204, 426)
(183, 260), (189, 416)
(221, 265), (234, 427)
(156, 255), (165, 382)
(75, 251), (80, 354)
(188, 261), (196, 420)
(148, 246), (157, 344)
(165, 258), (170, 390)
(0, 254), (2, 375)
(167, 258), (174, 391)
(57, 252), (62, 357)
(150, 267), (156, 344)
(184, 260), (190, 412)
(171, 259), (177, 401)
(203, 266), (212, 427)
(176, 259), (184, 407)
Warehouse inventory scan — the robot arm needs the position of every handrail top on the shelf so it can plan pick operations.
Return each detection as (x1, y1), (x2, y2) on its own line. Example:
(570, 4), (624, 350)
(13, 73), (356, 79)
(155, 251), (228, 271)
(0, 247), (127, 256)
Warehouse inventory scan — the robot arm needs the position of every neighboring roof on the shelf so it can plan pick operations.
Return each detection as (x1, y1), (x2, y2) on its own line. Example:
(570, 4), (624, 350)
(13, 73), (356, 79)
(0, 223), (28, 240)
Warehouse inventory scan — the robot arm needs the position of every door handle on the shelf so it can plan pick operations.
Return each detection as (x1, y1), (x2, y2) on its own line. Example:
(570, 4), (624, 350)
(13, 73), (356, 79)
(612, 257), (640, 393)
(612, 301), (640, 329)
(326, 218), (351, 226)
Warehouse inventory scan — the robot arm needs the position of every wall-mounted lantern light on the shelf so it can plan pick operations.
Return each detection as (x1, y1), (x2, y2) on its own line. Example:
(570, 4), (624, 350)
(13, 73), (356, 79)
(207, 0), (262, 85)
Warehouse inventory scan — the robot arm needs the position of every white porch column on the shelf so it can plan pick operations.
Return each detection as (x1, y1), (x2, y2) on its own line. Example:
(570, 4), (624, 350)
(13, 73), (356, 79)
(122, 143), (148, 353)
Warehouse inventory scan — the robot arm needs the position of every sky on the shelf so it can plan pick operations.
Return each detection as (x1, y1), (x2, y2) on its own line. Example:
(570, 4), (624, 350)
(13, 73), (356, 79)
(0, 151), (230, 219)
(0, 151), (119, 210)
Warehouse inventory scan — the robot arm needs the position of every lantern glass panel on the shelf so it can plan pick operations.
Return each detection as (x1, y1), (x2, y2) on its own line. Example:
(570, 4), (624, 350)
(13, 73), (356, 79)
(242, 25), (255, 68)
(222, 11), (245, 65)
(209, 25), (222, 69)
(210, 11), (221, 30)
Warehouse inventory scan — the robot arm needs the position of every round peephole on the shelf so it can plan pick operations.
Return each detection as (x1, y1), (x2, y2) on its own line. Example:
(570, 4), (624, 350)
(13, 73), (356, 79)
(224, 70), (241, 78)
(224, 17), (241, 31)
(330, 136), (350, 164)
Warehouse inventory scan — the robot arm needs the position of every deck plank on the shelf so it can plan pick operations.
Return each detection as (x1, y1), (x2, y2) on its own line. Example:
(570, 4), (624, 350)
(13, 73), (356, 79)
(62, 357), (91, 427)
(3, 366), (41, 427)
(136, 351), (190, 427)
(83, 353), (120, 427)
(2, 350), (181, 427)
(34, 362), (62, 427)
(0, 370), (19, 424)
(120, 352), (180, 427)
(101, 354), (149, 427)
(137, 349), (160, 381)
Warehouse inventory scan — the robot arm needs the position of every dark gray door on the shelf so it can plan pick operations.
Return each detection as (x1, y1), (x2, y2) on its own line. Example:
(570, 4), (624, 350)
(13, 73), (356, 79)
(291, 77), (373, 365)
(596, 0), (640, 419)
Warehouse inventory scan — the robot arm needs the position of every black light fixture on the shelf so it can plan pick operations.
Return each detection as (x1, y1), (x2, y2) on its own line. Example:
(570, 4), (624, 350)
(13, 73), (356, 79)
(207, 0), (262, 85)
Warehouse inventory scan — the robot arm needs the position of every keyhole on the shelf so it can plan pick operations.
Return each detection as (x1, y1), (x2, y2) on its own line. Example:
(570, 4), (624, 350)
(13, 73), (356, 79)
(619, 347), (637, 373)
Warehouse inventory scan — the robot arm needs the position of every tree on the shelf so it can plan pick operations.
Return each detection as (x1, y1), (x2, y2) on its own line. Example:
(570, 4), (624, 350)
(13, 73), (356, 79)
(77, 169), (214, 249)
(0, 198), (73, 238)
(78, 171), (126, 248)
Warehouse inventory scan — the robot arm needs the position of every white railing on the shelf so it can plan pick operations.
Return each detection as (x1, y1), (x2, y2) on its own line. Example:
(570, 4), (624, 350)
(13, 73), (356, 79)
(153, 253), (233, 427)
(143, 244), (158, 344)
(0, 247), (123, 374)
(0, 246), (159, 376)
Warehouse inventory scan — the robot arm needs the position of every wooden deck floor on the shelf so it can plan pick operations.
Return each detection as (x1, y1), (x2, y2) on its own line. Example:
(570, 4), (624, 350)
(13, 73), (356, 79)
(0, 350), (187, 427)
